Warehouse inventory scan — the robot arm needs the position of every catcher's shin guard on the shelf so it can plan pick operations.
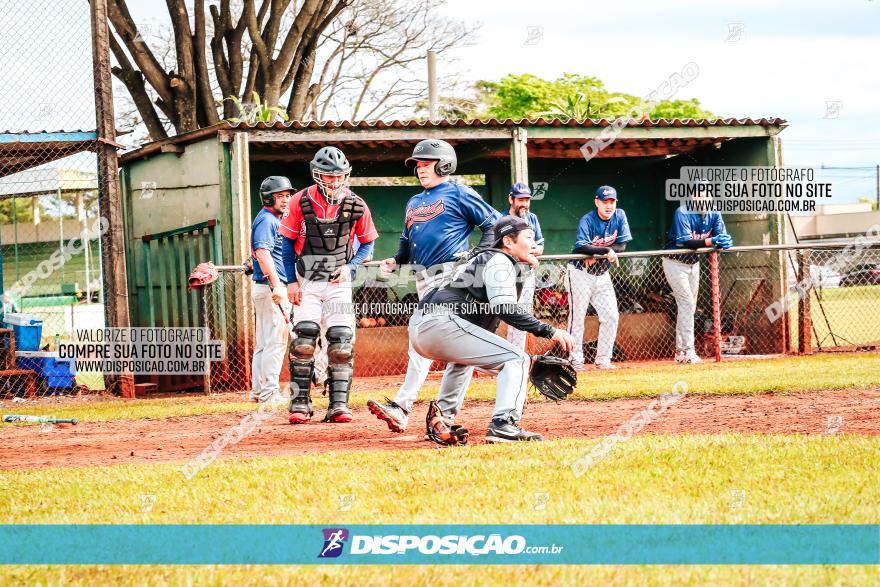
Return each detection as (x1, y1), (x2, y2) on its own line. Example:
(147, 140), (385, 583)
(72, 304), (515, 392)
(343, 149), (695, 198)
(288, 321), (319, 424)
(425, 400), (469, 446)
(323, 326), (354, 423)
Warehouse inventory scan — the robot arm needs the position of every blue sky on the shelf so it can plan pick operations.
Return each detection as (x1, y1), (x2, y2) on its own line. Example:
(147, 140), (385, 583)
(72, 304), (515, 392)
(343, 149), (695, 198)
(442, 0), (880, 203)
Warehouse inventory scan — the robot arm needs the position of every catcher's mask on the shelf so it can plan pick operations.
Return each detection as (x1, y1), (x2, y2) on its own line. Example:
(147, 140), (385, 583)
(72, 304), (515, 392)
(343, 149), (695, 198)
(310, 146), (351, 205)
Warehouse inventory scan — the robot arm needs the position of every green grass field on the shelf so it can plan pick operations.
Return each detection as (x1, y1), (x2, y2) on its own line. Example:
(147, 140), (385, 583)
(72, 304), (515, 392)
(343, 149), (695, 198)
(2, 435), (879, 585)
(788, 285), (880, 349)
(2, 352), (878, 585)
(5, 352), (878, 424)
(1, 240), (101, 295)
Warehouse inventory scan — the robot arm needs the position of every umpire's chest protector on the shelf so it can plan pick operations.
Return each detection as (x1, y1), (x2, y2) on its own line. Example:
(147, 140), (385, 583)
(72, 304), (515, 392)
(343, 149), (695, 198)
(297, 190), (364, 281)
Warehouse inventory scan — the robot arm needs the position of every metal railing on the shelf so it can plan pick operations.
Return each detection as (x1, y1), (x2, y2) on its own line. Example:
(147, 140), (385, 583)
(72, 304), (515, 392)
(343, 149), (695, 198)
(192, 242), (880, 394)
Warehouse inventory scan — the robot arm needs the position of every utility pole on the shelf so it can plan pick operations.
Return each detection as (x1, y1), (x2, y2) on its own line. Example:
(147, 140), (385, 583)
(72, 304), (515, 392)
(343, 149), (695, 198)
(91, 0), (134, 397)
(427, 50), (438, 122)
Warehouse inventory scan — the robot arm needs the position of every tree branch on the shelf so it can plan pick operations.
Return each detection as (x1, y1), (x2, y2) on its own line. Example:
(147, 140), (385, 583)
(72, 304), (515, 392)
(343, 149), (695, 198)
(109, 32), (168, 140)
(107, 0), (173, 106)
(193, 0), (219, 125)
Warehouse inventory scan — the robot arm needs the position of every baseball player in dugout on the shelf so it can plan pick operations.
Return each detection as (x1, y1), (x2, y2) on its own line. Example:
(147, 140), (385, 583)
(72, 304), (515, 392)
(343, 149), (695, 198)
(566, 185), (632, 371)
(663, 192), (733, 364)
(279, 146), (379, 424)
(367, 139), (502, 433)
(505, 182), (544, 351)
(413, 215), (576, 444)
(250, 176), (293, 404)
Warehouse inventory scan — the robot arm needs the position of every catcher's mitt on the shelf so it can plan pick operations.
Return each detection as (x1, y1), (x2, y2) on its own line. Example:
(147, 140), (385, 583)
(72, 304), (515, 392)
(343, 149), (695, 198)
(425, 400), (469, 446)
(529, 354), (577, 401)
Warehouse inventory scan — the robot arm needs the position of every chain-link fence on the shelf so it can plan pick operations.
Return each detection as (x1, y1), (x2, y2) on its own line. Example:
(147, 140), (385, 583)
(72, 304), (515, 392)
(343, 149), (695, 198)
(786, 247), (880, 352)
(193, 243), (880, 395)
(0, 0), (108, 397)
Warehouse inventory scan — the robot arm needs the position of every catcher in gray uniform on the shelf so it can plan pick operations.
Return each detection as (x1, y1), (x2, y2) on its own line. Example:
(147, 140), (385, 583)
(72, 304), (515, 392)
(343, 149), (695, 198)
(410, 216), (576, 444)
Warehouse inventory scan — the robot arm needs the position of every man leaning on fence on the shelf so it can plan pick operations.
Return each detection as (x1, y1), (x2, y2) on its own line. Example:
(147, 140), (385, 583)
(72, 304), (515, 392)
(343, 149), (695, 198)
(566, 185), (632, 371)
(505, 182), (544, 352)
(662, 196), (733, 364)
(249, 176), (293, 403)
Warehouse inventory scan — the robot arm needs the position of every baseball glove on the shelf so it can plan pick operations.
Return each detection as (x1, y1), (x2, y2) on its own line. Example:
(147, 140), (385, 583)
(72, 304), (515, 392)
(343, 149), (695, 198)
(529, 354), (577, 401)
(187, 262), (220, 290)
(425, 400), (469, 446)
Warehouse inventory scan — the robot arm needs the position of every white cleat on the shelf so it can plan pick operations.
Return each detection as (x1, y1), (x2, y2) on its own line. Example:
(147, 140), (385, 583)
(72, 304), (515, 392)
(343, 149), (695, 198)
(595, 362), (618, 370)
(675, 352), (703, 364)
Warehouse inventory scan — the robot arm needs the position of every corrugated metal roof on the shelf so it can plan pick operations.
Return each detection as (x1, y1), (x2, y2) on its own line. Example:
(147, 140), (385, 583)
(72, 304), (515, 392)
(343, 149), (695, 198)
(121, 116), (787, 164)
(0, 130), (96, 138)
(0, 131), (99, 178)
(226, 116), (786, 130)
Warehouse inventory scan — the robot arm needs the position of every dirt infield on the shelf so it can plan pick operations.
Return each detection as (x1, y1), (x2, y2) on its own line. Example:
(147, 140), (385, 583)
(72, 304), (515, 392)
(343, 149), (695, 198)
(2, 388), (879, 470)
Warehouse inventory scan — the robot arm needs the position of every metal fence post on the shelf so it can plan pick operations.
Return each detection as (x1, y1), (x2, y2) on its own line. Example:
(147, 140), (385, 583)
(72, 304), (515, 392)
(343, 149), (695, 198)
(200, 286), (211, 395)
(798, 250), (813, 354)
(710, 251), (722, 362)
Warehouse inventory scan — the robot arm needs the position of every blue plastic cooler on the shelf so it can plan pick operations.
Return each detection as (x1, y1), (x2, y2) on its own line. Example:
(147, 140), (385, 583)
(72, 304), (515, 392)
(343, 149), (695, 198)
(15, 351), (76, 389)
(3, 313), (43, 351)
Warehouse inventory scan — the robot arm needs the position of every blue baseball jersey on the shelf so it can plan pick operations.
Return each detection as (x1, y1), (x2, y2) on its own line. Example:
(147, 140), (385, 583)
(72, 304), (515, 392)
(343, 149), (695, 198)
(571, 209), (632, 274)
(525, 211), (544, 246)
(664, 207), (727, 264)
(398, 181), (501, 268)
(251, 207), (287, 283)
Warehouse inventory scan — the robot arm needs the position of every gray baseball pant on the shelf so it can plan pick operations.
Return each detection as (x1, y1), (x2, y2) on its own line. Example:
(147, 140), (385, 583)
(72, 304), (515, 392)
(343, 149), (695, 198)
(408, 308), (529, 423)
(393, 263), (474, 412)
(506, 271), (536, 351)
(565, 266), (619, 366)
(662, 257), (700, 354)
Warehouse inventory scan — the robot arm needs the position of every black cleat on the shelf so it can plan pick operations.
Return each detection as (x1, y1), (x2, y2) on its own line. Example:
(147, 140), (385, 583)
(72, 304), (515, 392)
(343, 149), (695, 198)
(485, 417), (544, 443)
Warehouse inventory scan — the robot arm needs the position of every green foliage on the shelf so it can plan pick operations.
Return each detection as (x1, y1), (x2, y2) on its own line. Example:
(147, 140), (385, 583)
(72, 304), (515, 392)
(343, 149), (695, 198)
(0, 198), (36, 223)
(857, 196), (878, 211)
(648, 98), (714, 120)
(445, 73), (716, 121)
(223, 92), (289, 124)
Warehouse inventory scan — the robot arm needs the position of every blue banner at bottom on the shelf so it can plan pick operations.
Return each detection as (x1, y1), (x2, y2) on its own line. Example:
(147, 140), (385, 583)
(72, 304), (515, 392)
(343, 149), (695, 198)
(1, 525), (878, 565)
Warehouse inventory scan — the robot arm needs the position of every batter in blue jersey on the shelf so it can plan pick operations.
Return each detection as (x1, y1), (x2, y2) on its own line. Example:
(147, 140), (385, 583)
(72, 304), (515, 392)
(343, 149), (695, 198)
(390, 179), (498, 270)
(566, 185), (632, 370)
(662, 205), (732, 364)
(368, 139), (501, 434)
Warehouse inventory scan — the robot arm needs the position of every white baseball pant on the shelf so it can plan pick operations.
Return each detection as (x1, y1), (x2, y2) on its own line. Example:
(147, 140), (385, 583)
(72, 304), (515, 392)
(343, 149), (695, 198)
(313, 327), (330, 384)
(292, 275), (355, 329)
(662, 257), (700, 355)
(409, 308), (529, 423)
(251, 283), (291, 400)
(565, 265), (620, 366)
(392, 262), (473, 413)
(506, 271), (536, 351)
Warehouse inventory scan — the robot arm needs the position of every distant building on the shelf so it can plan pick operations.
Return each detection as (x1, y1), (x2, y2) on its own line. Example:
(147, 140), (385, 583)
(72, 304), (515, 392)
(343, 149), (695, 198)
(788, 202), (880, 243)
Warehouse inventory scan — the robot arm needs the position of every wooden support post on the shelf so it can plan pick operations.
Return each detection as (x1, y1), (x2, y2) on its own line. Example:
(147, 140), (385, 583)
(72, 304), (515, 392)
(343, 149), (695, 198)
(91, 0), (134, 397)
(510, 127), (529, 186)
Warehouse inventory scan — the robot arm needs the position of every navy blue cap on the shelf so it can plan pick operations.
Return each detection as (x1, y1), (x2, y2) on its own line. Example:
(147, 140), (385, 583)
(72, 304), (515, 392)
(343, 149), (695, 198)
(509, 182), (532, 198)
(595, 185), (618, 201)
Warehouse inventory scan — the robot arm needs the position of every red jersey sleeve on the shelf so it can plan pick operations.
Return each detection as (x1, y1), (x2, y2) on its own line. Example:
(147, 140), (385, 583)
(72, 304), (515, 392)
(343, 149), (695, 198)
(353, 202), (379, 244)
(279, 193), (304, 240)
